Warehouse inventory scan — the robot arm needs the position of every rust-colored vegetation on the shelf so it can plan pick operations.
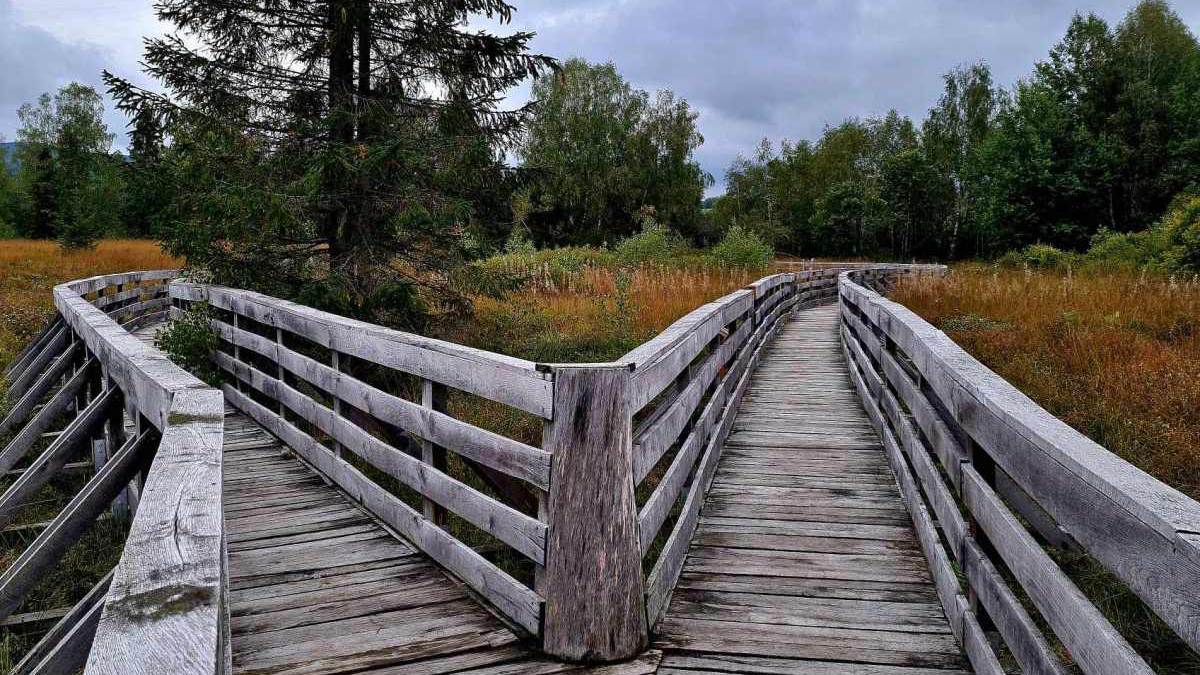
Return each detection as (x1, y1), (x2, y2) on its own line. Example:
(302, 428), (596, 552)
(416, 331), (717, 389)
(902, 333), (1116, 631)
(0, 240), (180, 369)
(892, 264), (1200, 501)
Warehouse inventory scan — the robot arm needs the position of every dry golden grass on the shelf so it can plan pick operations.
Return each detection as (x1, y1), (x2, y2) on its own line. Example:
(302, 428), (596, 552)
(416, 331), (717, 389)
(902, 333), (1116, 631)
(893, 264), (1200, 671)
(0, 240), (180, 370)
(892, 264), (1200, 500)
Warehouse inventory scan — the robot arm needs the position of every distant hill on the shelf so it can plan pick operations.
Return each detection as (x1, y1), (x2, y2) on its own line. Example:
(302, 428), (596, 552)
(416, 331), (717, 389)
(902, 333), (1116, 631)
(1, 142), (18, 174)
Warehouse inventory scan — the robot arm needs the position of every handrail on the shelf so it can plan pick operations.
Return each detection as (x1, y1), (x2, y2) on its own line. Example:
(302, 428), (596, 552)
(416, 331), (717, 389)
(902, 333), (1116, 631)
(838, 267), (1200, 674)
(46, 271), (227, 675)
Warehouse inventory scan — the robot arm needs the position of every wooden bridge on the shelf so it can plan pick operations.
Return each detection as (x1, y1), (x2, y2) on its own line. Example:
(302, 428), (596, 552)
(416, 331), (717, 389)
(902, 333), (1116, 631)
(2, 264), (1199, 674)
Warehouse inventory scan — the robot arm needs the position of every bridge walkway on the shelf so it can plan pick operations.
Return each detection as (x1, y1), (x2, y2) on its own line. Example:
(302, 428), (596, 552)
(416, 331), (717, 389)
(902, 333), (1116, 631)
(651, 305), (968, 674)
(131, 307), (966, 674)
(131, 323), (663, 675)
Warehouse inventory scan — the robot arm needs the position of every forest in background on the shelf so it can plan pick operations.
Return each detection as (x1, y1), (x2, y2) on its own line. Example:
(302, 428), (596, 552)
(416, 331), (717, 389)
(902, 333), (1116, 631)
(0, 1), (1196, 326)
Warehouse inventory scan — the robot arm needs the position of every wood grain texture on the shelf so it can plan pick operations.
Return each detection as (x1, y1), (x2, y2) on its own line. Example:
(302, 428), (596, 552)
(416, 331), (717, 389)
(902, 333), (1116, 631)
(840, 270), (1200, 652)
(541, 365), (648, 662)
(651, 305), (968, 674)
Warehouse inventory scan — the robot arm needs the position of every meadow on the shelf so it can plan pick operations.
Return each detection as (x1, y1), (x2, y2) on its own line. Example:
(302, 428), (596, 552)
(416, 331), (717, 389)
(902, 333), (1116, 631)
(0, 240), (180, 376)
(892, 264), (1200, 671)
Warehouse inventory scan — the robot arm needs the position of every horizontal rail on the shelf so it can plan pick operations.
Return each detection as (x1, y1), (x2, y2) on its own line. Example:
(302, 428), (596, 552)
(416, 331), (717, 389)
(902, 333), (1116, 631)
(172, 282), (553, 417)
(839, 267), (1200, 673)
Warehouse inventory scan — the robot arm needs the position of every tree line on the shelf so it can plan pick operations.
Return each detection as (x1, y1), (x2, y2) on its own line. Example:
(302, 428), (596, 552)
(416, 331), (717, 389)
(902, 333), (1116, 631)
(0, 0), (1196, 328)
(712, 0), (1200, 261)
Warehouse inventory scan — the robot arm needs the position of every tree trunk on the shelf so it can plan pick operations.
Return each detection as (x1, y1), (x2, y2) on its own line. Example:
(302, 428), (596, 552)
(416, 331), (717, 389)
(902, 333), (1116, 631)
(324, 0), (357, 264)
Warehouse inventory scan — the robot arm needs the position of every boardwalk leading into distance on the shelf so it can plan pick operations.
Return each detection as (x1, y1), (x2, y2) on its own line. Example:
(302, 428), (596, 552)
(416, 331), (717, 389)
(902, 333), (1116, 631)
(653, 305), (969, 674)
(131, 303), (967, 673)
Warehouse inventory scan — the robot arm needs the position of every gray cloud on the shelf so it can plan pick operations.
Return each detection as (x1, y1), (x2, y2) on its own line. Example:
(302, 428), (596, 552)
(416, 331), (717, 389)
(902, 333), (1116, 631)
(3, 0), (1199, 191)
(0, 0), (112, 142)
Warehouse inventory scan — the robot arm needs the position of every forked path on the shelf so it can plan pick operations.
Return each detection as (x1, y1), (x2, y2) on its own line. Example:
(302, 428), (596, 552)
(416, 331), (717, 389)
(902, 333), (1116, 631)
(653, 305), (968, 674)
(132, 308), (965, 674)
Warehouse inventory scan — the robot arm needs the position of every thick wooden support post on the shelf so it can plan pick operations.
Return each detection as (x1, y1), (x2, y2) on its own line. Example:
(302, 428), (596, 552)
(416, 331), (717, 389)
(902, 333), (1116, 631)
(540, 364), (647, 663)
(421, 378), (448, 527)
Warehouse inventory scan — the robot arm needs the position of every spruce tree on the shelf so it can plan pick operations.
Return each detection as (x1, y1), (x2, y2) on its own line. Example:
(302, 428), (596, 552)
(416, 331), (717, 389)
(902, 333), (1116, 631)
(104, 0), (553, 320)
(123, 105), (167, 237)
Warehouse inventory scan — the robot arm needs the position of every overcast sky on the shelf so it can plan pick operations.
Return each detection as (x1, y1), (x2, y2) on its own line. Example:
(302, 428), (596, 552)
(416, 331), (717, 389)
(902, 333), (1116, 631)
(3, 0), (1198, 195)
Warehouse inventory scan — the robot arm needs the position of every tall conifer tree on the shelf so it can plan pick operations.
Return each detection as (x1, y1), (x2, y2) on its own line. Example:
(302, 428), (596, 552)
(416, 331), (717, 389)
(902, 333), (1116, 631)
(105, 0), (552, 318)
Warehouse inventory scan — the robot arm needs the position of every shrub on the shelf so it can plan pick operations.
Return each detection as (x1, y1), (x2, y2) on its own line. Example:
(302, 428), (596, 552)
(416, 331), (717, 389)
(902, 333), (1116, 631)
(1085, 229), (1159, 272)
(615, 221), (685, 266)
(708, 225), (773, 269)
(1156, 193), (1200, 274)
(155, 302), (221, 385)
(997, 243), (1078, 271)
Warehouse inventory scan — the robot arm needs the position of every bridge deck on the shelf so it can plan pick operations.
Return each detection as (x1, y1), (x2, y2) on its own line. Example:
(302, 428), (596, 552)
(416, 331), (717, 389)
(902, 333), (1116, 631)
(652, 305), (968, 674)
(132, 308), (966, 674)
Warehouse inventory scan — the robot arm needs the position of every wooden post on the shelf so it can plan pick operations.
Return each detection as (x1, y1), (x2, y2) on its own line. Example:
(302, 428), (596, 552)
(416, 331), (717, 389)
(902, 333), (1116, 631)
(275, 327), (286, 418)
(540, 364), (647, 663)
(331, 351), (343, 458)
(421, 378), (448, 527)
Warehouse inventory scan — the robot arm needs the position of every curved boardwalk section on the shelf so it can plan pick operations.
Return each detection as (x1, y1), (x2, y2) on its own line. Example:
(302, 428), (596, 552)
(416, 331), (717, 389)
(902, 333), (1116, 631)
(655, 306), (968, 674)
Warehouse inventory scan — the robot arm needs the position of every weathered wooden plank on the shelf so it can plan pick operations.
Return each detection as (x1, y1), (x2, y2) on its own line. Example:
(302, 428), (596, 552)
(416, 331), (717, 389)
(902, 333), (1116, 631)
(841, 271), (1200, 652)
(625, 290), (754, 410)
(86, 388), (226, 675)
(644, 310), (769, 626)
(633, 316), (752, 483)
(0, 341), (82, 437)
(7, 325), (69, 401)
(540, 365), (646, 661)
(0, 359), (94, 475)
(216, 352), (546, 564)
(13, 569), (113, 675)
(215, 321), (550, 489)
(223, 384), (542, 635)
(0, 386), (118, 532)
(6, 316), (63, 381)
(177, 282), (553, 417)
(0, 432), (152, 622)
(961, 466), (1151, 674)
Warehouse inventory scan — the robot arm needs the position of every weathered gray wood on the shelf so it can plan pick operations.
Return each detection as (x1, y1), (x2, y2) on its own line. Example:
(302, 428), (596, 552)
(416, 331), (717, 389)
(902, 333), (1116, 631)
(214, 321), (550, 489)
(638, 318), (758, 554)
(624, 290), (754, 411)
(0, 386), (117, 531)
(644, 309), (768, 626)
(0, 431), (152, 622)
(6, 316), (63, 381)
(421, 378), (448, 527)
(13, 569), (113, 675)
(540, 365), (647, 662)
(0, 341), (82, 437)
(175, 281), (553, 417)
(215, 351), (546, 563)
(223, 384), (542, 635)
(961, 466), (1151, 674)
(633, 316), (752, 484)
(85, 388), (226, 675)
(0, 359), (94, 475)
(841, 270), (1200, 652)
(7, 325), (69, 400)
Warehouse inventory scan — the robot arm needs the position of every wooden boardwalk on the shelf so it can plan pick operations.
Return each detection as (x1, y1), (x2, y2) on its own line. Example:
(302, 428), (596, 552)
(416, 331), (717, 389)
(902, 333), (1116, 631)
(134, 324), (664, 674)
(18, 267), (1198, 674)
(653, 305), (968, 674)
(131, 307), (966, 673)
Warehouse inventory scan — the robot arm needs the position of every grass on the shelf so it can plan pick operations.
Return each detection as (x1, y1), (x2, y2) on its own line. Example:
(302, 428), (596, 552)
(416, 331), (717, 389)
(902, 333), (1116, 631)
(0, 239), (178, 670)
(891, 264), (1200, 672)
(0, 239), (180, 376)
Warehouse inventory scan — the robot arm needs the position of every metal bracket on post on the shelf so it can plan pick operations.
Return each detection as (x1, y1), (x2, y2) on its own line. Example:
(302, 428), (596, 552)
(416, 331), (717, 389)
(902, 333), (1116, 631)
(539, 363), (647, 663)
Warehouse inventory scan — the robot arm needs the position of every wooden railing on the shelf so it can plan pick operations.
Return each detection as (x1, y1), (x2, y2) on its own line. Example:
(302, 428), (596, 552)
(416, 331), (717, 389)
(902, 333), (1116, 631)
(0, 270), (227, 675)
(839, 268), (1200, 675)
(165, 266), (857, 662)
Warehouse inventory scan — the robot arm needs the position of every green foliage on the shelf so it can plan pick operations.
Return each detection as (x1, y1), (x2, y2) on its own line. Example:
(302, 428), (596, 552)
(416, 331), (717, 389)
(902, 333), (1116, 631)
(11, 83), (119, 248)
(1153, 193), (1200, 273)
(520, 59), (711, 246)
(998, 243), (1078, 270)
(708, 225), (773, 269)
(106, 0), (553, 328)
(155, 303), (221, 385)
(615, 210), (688, 266)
